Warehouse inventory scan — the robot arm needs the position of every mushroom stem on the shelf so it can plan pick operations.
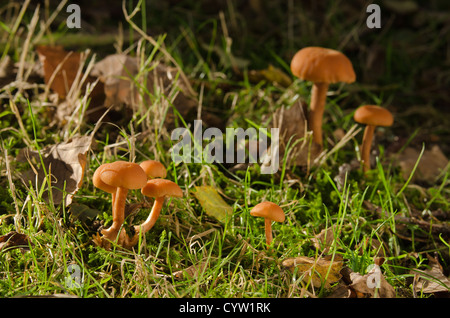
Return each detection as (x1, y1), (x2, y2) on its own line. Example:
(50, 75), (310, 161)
(102, 186), (128, 240)
(264, 218), (273, 247)
(134, 196), (165, 235)
(308, 82), (329, 146)
(361, 124), (376, 173)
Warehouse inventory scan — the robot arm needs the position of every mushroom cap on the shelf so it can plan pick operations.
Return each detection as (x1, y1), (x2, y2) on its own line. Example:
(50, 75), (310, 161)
(141, 179), (183, 198)
(99, 161), (147, 190)
(290, 47), (356, 84)
(354, 105), (394, 127)
(250, 201), (285, 223)
(93, 163), (116, 193)
(140, 160), (167, 179)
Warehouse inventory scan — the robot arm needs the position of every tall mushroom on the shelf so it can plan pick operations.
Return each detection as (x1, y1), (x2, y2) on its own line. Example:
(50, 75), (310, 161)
(250, 201), (285, 247)
(354, 105), (394, 173)
(125, 179), (183, 248)
(290, 47), (356, 146)
(93, 161), (147, 242)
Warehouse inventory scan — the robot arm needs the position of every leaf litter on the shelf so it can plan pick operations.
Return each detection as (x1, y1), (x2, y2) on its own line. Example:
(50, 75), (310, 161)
(17, 135), (92, 206)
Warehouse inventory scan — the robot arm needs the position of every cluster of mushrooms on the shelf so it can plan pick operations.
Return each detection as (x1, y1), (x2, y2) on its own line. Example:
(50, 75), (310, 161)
(248, 47), (395, 248)
(92, 160), (182, 249)
(92, 46), (395, 250)
(290, 46), (394, 173)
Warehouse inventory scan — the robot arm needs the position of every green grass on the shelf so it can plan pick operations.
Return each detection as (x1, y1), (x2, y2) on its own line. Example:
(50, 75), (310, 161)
(0, 0), (449, 298)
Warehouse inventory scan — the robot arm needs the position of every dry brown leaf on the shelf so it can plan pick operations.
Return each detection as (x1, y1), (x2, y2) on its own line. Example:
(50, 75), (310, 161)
(341, 261), (396, 298)
(396, 145), (449, 184)
(36, 45), (105, 126)
(413, 257), (450, 295)
(311, 226), (336, 254)
(36, 45), (81, 99)
(18, 135), (92, 206)
(91, 54), (197, 124)
(268, 101), (321, 168)
(282, 255), (343, 288)
(0, 231), (32, 252)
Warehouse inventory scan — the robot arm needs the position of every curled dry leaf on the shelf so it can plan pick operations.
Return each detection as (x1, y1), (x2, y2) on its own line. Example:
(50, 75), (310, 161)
(281, 255), (343, 288)
(18, 135), (92, 206)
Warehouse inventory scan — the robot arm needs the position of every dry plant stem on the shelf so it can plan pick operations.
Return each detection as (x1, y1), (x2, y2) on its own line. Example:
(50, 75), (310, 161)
(308, 82), (329, 146)
(265, 218), (273, 247)
(361, 125), (375, 173)
(101, 187), (128, 240)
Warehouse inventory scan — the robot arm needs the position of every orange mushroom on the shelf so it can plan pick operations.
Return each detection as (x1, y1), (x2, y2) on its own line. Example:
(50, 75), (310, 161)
(291, 47), (356, 146)
(140, 159), (167, 179)
(250, 201), (285, 247)
(93, 161), (147, 243)
(354, 105), (394, 173)
(124, 179), (183, 248)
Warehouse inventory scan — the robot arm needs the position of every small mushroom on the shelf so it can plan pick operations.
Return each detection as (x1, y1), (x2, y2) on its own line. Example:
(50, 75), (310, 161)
(93, 161), (147, 243)
(354, 105), (394, 173)
(140, 159), (167, 179)
(250, 201), (285, 247)
(290, 47), (356, 146)
(125, 179), (183, 248)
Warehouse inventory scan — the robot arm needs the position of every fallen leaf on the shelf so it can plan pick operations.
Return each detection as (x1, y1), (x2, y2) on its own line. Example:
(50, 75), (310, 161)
(36, 45), (81, 99)
(268, 101), (321, 168)
(248, 64), (292, 87)
(0, 231), (32, 252)
(413, 256), (450, 295)
(18, 135), (92, 206)
(36, 45), (106, 126)
(341, 262), (396, 298)
(396, 145), (449, 184)
(281, 256), (343, 288)
(90, 54), (197, 125)
(192, 186), (233, 223)
(311, 226), (336, 254)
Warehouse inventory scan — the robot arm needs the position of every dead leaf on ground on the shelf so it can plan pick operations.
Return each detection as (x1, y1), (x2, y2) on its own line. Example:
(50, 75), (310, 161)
(90, 54), (197, 125)
(192, 186), (233, 223)
(267, 101), (321, 169)
(36, 45), (106, 125)
(18, 135), (92, 206)
(248, 64), (292, 87)
(0, 231), (32, 252)
(36, 45), (81, 99)
(413, 255), (450, 295)
(394, 145), (449, 184)
(281, 255), (343, 288)
(311, 225), (336, 254)
(339, 259), (396, 298)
